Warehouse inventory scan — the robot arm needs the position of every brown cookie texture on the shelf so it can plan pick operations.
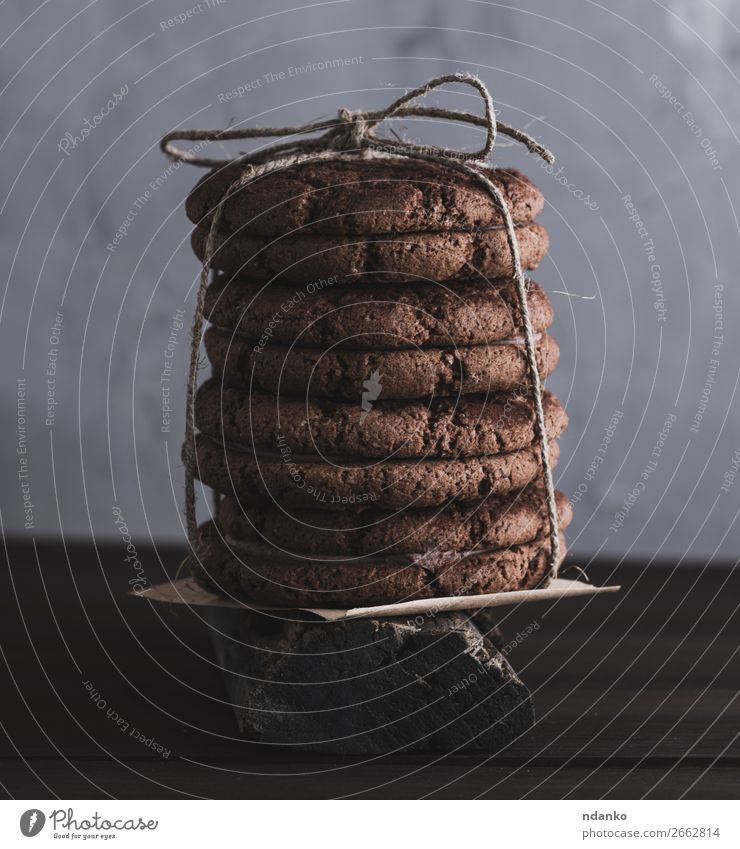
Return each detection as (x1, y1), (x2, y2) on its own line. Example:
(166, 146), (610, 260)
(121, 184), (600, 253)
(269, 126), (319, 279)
(204, 328), (560, 400)
(191, 221), (549, 283)
(195, 378), (568, 460)
(186, 160), (544, 235)
(217, 488), (572, 557)
(194, 520), (565, 607)
(186, 432), (560, 511)
(204, 274), (553, 348)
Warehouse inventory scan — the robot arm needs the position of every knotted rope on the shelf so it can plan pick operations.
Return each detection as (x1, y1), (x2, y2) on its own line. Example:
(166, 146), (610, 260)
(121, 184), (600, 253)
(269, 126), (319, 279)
(161, 72), (562, 584)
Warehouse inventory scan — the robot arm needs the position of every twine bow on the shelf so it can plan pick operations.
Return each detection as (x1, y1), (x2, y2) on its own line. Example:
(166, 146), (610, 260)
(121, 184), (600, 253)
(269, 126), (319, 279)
(161, 72), (562, 585)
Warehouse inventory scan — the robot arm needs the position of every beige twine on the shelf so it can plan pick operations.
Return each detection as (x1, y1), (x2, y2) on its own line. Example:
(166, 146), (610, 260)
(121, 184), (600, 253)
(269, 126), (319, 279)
(161, 72), (562, 582)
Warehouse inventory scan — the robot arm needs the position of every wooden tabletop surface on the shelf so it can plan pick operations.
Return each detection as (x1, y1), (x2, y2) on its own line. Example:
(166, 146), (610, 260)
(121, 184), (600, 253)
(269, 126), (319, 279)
(2, 540), (738, 799)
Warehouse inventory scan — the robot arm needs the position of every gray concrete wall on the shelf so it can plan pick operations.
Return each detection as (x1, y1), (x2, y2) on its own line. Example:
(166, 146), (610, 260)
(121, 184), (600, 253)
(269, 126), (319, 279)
(1, 0), (739, 563)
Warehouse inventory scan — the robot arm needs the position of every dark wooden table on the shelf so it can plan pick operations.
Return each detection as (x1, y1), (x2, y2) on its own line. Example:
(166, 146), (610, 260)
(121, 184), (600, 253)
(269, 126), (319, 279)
(2, 540), (738, 799)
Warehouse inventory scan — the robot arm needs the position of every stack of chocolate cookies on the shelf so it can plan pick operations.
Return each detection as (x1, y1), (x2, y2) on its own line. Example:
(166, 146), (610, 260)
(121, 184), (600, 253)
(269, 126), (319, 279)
(184, 157), (572, 607)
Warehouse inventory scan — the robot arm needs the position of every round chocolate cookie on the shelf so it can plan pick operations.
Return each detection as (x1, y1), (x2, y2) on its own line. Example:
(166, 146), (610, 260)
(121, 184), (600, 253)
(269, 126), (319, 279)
(186, 160), (544, 235)
(204, 274), (553, 348)
(217, 488), (572, 557)
(191, 221), (548, 283)
(204, 328), (559, 400)
(195, 378), (568, 460)
(194, 520), (566, 607)
(186, 432), (560, 510)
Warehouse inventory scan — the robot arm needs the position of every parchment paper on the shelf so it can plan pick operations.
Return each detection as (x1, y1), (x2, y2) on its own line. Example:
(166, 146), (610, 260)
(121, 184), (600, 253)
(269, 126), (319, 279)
(134, 576), (620, 621)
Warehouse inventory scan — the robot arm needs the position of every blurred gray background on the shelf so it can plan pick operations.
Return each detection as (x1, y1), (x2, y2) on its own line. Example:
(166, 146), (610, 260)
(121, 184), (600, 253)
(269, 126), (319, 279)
(1, 0), (739, 563)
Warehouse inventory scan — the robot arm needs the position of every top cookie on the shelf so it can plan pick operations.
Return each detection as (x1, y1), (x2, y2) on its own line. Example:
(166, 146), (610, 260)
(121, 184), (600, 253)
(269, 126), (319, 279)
(185, 158), (544, 236)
